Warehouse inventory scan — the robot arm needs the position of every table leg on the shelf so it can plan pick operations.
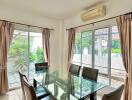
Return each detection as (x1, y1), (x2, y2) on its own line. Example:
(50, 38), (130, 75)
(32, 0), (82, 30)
(33, 79), (37, 88)
(90, 92), (97, 100)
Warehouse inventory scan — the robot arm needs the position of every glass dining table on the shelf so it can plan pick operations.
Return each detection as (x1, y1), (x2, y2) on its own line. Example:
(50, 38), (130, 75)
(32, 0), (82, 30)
(33, 70), (107, 100)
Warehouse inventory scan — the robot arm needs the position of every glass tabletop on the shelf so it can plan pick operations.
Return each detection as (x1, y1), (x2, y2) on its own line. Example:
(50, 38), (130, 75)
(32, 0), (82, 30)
(34, 70), (107, 100)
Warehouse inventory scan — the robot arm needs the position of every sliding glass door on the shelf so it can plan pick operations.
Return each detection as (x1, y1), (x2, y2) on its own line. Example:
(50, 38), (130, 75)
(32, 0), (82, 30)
(73, 33), (81, 66)
(72, 26), (125, 87)
(7, 29), (44, 89)
(82, 31), (93, 68)
(110, 26), (125, 86)
(7, 30), (29, 89)
(29, 32), (44, 81)
(94, 28), (109, 85)
(72, 31), (93, 67)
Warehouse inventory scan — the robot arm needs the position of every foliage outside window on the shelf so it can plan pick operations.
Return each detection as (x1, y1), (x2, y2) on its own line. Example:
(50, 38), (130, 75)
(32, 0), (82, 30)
(74, 31), (92, 54)
(9, 33), (44, 71)
(112, 40), (121, 53)
(29, 47), (45, 63)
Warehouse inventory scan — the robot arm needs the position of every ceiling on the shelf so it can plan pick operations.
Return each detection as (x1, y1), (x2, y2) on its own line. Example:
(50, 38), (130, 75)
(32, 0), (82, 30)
(0, 0), (105, 19)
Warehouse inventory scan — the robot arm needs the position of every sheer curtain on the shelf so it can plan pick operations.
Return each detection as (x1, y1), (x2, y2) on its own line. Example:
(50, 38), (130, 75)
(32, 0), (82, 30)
(42, 28), (50, 66)
(116, 13), (132, 100)
(0, 21), (15, 94)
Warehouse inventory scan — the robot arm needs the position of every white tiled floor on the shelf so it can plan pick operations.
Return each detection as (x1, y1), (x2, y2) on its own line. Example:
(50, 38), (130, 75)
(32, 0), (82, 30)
(0, 89), (22, 100)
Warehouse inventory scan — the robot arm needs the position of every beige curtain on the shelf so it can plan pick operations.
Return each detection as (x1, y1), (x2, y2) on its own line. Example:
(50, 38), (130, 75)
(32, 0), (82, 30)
(0, 21), (15, 94)
(116, 13), (132, 100)
(67, 28), (76, 70)
(42, 28), (50, 66)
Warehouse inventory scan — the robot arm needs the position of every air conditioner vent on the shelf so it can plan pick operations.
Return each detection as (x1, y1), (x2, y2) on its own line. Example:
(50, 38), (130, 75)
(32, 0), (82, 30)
(81, 5), (106, 21)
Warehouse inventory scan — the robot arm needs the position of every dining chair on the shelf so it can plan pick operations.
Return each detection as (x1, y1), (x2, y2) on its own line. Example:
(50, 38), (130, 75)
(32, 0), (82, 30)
(19, 71), (50, 100)
(82, 67), (99, 81)
(35, 62), (48, 72)
(34, 62), (48, 88)
(69, 64), (81, 75)
(22, 76), (55, 100)
(82, 67), (98, 100)
(19, 71), (28, 100)
(102, 85), (124, 100)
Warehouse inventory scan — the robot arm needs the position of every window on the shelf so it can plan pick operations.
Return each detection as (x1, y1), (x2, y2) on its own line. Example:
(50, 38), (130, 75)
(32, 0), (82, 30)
(73, 26), (125, 87)
(82, 31), (93, 68)
(8, 30), (28, 88)
(73, 33), (81, 66)
(7, 29), (44, 89)
(73, 31), (93, 67)
(111, 26), (125, 86)
(29, 32), (44, 81)
(94, 28), (109, 74)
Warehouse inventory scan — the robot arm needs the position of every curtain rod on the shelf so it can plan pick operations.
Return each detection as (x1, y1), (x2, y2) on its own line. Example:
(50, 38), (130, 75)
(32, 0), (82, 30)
(66, 12), (132, 30)
(0, 19), (54, 30)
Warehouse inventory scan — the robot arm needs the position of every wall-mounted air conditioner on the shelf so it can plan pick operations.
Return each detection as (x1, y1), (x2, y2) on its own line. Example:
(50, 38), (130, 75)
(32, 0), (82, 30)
(81, 5), (106, 21)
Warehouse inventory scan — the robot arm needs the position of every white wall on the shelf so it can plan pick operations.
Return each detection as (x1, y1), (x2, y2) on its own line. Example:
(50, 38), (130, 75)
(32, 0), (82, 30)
(0, 5), (62, 68)
(64, 0), (132, 29)
(61, 0), (132, 69)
